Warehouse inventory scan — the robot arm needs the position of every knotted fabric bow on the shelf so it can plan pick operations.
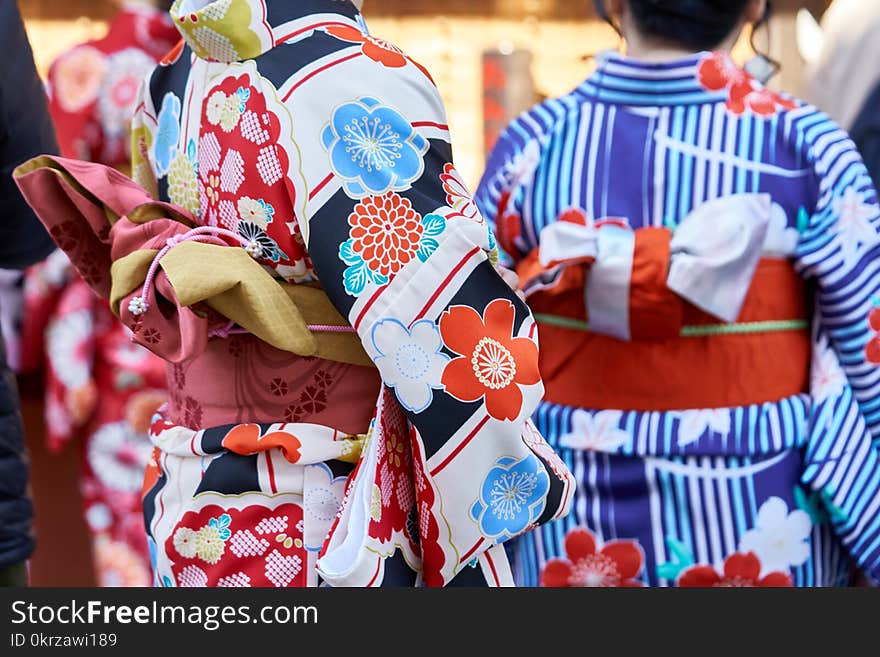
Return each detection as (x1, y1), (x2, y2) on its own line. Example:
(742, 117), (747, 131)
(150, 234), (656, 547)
(522, 194), (772, 340)
(14, 156), (370, 366)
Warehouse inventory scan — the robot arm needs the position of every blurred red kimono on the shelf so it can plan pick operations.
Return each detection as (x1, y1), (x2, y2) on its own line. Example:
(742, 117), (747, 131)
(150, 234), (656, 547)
(22, 6), (179, 586)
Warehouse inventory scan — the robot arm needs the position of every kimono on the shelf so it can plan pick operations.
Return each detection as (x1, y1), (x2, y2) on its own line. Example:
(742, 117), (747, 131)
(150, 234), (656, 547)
(20, 6), (179, 587)
(475, 51), (880, 587)
(15, 0), (574, 588)
(46, 6), (180, 168)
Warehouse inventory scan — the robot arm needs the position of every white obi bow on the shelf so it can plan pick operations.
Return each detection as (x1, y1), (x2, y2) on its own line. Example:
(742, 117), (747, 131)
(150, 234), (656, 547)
(536, 194), (773, 340)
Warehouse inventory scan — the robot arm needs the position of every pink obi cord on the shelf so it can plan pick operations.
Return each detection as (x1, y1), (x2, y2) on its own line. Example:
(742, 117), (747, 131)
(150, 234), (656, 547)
(126, 225), (355, 338)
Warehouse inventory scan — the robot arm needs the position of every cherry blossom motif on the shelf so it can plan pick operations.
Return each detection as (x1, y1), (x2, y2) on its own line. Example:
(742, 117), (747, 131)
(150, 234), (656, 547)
(325, 25), (408, 68)
(739, 497), (812, 573)
(812, 335), (847, 401)
(831, 187), (879, 261)
(322, 96), (428, 198)
(559, 410), (631, 452)
(697, 51), (797, 117)
(370, 318), (448, 413)
(506, 139), (542, 187)
(678, 551), (793, 587)
(541, 527), (645, 587)
(182, 396), (203, 429)
(439, 299), (540, 422)
(675, 408), (731, 447)
(87, 421), (154, 493)
(97, 48), (156, 140)
(471, 453), (549, 541)
(52, 45), (107, 113)
(283, 374), (333, 423)
(441, 163), (481, 222)
(268, 378), (289, 397)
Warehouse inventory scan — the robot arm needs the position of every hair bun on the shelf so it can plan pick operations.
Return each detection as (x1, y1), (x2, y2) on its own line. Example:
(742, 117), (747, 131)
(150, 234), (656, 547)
(620, 0), (752, 50)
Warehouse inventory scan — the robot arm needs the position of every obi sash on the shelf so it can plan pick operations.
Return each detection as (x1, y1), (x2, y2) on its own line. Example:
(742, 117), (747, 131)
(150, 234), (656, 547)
(13, 156), (370, 367)
(519, 195), (811, 411)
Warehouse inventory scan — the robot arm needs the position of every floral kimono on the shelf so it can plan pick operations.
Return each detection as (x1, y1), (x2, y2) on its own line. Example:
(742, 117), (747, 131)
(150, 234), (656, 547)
(18, 5), (179, 587)
(46, 5), (180, 168)
(24, 251), (167, 586)
(475, 51), (880, 587)
(16, 0), (574, 588)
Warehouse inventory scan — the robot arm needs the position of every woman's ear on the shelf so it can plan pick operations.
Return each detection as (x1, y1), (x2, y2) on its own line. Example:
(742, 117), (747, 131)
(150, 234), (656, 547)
(603, 0), (625, 24)
(745, 0), (768, 25)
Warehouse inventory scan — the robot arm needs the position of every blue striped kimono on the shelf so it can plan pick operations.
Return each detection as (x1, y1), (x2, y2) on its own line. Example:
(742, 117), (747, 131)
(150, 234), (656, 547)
(476, 51), (880, 587)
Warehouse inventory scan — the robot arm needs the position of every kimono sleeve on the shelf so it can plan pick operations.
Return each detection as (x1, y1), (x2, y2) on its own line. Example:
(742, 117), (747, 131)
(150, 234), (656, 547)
(794, 115), (880, 582)
(475, 118), (545, 266)
(285, 50), (572, 579)
(300, 64), (542, 437)
(130, 70), (160, 198)
(795, 118), (880, 438)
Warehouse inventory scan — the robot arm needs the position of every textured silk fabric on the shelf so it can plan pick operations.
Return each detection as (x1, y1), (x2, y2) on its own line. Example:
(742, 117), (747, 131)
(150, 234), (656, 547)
(476, 51), (880, 587)
(23, 0), (576, 587)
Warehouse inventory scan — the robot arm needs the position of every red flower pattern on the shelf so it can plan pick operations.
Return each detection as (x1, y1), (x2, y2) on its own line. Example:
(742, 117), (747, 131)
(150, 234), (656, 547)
(269, 378), (289, 397)
(439, 299), (540, 422)
(183, 396), (202, 430)
(440, 163), (481, 222)
(677, 551), (793, 587)
(197, 73), (312, 280)
(541, 527), (645, 587)
(697, 51), (796, 117)
(326, 25), (408, 68)
(348, 192), (423, 278)
(866, 304), (880, 364)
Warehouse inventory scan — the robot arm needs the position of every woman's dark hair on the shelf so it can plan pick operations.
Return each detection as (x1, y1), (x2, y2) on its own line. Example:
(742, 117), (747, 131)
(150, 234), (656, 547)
(594, 0), (769, 52)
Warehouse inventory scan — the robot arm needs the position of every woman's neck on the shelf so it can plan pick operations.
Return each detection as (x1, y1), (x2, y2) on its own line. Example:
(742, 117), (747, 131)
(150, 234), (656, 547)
(624, 41), (705, 62)
(620, 21), (742, 62)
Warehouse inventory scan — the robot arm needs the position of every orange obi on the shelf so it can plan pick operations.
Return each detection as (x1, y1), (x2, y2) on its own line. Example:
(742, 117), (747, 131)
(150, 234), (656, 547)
(519, 215), (811, 411)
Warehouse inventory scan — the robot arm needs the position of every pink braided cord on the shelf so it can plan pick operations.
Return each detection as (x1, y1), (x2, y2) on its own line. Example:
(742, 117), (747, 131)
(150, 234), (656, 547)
(134, 226), (246, 313)
(130, 225), (357, 339)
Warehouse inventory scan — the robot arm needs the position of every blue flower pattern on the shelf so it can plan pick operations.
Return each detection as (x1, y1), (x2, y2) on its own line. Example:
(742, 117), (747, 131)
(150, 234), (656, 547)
(235, 86), (251, 113)
(322, 97), (428, 198)
(470, 453), (550, 542)
(154, 92), (181, 177)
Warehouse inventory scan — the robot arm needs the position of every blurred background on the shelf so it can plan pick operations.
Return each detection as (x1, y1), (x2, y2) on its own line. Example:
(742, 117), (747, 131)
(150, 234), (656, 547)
(22, 0), (831, 188)
(16, 0), (843, 585)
